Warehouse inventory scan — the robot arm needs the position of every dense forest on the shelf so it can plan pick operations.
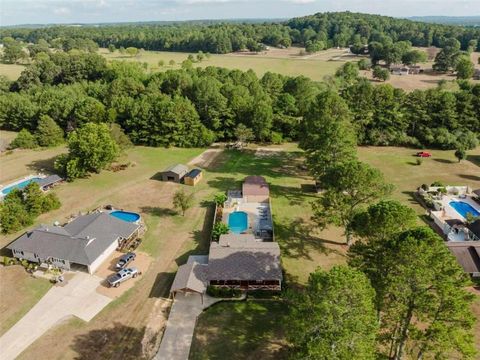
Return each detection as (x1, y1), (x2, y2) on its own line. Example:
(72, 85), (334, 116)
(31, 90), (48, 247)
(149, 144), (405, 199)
(0, 51), (478, 150)
(1, 12), (480, 54)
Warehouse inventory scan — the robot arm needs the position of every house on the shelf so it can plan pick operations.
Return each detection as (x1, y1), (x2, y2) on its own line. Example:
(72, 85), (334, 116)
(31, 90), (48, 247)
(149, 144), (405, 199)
(170, 233), (282, 296)
(242, 175), (270, 203)
(391, 65), (410, 75)
(447, 242), (480, 278)
(35, 175), (63, 190)
(7, 212), (140, 274)
(159, 164), (189, 183)
(184, 169), (203, 186)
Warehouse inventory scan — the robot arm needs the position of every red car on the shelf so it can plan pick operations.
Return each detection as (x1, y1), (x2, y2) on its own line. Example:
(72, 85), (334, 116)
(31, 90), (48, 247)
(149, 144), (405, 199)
(416, 151), (432, 158)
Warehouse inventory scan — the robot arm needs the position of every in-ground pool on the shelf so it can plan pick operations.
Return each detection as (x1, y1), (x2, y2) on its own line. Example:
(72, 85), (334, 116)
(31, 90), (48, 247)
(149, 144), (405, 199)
(449, 201), (480, 219)
(228, 211), (248, 234)
(1, 177), (42, 196)
(110, 210), (141, 223)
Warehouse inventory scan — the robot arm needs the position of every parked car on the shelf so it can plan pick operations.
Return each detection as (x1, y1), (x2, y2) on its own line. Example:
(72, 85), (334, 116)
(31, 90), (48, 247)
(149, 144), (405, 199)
(115, 252), (136, 270)
(416, 151), (432, 158)
(107, 267), (139, 288)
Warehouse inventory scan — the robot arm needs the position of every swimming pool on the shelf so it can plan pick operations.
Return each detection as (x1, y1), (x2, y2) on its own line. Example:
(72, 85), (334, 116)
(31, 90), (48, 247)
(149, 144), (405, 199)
(110, 210), (141, 223)
(1, 177), (42, 196)
(228, 211), (248, 234)
(449, 201), (480, 219)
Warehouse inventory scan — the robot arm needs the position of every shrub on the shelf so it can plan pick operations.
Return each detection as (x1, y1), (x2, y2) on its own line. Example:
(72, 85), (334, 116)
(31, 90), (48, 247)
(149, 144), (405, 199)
(421, 184), (429, 191)
(416, 158), (422, 166)
(212, 222), (229, 241)
(206, 286), (242, 298)
(10, 129), (38, 149)
(247, 289), (282, 299)
(372, 66), (390, 82)
(270, 131), (283, 144)
(431, 181), (445, 187)
(214, 193), (227, 206)
(358, 58), (371, 70)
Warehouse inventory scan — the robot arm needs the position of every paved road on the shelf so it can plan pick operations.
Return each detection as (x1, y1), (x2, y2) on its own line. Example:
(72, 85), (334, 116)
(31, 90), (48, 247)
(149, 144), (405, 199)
(0, 272), (111, 360)
(154, 293), (204, 360)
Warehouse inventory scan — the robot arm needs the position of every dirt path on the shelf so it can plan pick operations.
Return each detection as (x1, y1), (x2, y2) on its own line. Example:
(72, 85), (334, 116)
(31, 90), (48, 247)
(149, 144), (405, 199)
(188, 146), (223, 168)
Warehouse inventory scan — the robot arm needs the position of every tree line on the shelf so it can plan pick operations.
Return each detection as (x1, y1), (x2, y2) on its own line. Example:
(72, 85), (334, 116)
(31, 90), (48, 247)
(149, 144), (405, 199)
(1, 52), (478, 152)
(288, 90), (476, 359)
(1, 12), (479, 55)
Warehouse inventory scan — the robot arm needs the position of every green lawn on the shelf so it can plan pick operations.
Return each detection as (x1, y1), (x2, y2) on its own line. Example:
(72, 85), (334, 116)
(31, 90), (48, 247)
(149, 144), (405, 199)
(0, 266), (52, 336)
(189, 301), (289, 360)
(0, 63), (25, 80)
(99, 48), (343, 82)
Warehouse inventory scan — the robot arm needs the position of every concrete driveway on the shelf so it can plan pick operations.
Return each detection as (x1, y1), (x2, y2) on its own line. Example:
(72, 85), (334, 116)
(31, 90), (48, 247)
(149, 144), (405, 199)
(0, 272), (112, 360)
(154, 293), (204, 360)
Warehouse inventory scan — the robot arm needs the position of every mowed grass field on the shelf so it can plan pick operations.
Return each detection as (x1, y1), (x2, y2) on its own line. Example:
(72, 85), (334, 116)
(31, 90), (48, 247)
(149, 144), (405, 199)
(99, 47), (345, 81)
(1, 143), (479, 359)
(0, 63), (25, 80)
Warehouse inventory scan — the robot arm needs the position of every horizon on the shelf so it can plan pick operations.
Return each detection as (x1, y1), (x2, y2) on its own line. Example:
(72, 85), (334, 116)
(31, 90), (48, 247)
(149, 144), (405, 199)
(1, 0), (480, 27)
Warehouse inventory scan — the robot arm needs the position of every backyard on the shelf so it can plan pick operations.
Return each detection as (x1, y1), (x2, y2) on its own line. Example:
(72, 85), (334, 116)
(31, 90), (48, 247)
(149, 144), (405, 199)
(0, 143), (479, 359)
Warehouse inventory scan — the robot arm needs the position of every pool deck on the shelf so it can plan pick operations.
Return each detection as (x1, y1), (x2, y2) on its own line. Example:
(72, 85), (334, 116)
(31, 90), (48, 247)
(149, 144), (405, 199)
(439, 195), (480, 221)
(222, 201), (273, 240)
(0, 174), (46, 197)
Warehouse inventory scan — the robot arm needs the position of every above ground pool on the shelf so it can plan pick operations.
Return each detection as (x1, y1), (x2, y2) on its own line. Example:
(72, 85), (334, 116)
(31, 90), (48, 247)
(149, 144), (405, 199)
(110, 210), (141, 223)
(1, 177), (42, 196)
(449, 201), (480, 219)
(228, 211), (248, 234)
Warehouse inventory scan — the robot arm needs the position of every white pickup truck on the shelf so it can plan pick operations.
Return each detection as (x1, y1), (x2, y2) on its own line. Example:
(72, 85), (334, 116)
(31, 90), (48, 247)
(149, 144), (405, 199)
(107, 267), (139, 287)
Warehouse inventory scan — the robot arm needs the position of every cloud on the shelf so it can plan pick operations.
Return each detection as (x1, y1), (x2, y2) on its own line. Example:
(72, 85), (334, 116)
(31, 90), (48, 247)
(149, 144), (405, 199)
(53, 6), (71, 15)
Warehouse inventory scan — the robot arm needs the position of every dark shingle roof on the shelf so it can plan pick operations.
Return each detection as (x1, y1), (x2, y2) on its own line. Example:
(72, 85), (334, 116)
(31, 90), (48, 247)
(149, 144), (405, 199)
(186, 169), (202, 178)
(34, 175), (63, 187)
(7, 212), (139, 266)
(447, 242), (480, 274)
(207, 235), (282, 281)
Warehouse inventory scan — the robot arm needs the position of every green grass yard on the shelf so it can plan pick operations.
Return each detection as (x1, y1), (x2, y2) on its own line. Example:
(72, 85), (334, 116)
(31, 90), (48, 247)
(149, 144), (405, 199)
(189, 301), (289, 360)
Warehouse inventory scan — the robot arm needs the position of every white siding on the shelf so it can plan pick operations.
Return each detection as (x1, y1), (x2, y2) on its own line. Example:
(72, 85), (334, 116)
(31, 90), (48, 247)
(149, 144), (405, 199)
(87, 239), (118, 274)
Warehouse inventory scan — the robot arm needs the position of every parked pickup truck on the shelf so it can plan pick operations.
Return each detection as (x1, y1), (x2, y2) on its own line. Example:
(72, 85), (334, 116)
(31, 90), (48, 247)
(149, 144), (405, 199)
(115, 252), (136, 270)
(107, 267), (139, 288)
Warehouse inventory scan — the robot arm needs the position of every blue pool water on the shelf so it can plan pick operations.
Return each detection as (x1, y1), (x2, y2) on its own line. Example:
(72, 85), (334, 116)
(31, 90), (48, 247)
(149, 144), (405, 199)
(1, 177), (42, 195)
(449, 201), (480, 219)
(228, 211), (248, 234)
(110, 211), (141, 223)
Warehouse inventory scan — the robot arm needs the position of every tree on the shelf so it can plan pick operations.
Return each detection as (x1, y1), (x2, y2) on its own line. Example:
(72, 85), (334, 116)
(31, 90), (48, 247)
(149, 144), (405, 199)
(211, 222), (229, 241)
(455, 56), (475, 79)
(401, 49), (427, 66)
(299, 90), (357, 181)
(10, 129), (38, 149)
(349, 227), (476, 360)
(357, 58), (371, 70)
(55, 122), (119, 180)
(352, 199), (417, 241)
(234, 123), (254, 145)
(158, 60), (165, 67)
(335, 62), (359, 86)
(35, 115), (64, 147)
(372, 66), (390, 82)
(168, 59), (175, 66)
(213, 193), (227, 206)
(433, 38), (461, 72)
(125, 47), (138, 57)
(173, 189), (193, 216)
(2, 41), (27, 64)
(288, 266), (378, 360)
(313, 161), (394, 245)
(454, 148), (466, 162)
(108, 44), (116, 53)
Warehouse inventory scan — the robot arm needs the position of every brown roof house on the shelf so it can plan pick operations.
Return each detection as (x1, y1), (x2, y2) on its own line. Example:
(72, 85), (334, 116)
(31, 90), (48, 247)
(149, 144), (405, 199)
(242, 175), (270, 203)
(447, 241), (480, 278)
(170, 234), (282, 297)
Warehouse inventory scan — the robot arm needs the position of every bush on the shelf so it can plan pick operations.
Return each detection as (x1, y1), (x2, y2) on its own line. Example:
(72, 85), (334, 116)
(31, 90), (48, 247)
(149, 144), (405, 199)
(207, 286), (243, 298)
(247, 289), (282, 299)
(421, 184), (429, 191)
(372, 66), (390, 82)
(214, 193), (227, 206)
(10, 129), (38, 149)
(431, 181), (445, 187)
(416, 158), (422, 166)
(212, 222), (229, 241)
(358, 58), (371, 70)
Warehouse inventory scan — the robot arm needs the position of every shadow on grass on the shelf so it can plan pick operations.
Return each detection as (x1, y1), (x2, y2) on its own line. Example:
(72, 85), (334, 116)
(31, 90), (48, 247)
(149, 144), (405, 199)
(71, 323), (147, 360)
(401, 190), (421, 206)
(190, 301), (289, 360)
(275, 217), (344, 261)
(149, 272), (176, 298)
(27, 156), (58, 174)
(458, 174), (480, 182)
(467, 154), (480, 167)
(140, 206), (177, 217)
(433, 158), (455, 164)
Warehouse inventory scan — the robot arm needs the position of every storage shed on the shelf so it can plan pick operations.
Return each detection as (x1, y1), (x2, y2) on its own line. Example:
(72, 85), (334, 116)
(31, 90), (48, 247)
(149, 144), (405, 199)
(242, 175), (270, 203)
(184, 169), (203, 186)
(160, 164), (189, 183)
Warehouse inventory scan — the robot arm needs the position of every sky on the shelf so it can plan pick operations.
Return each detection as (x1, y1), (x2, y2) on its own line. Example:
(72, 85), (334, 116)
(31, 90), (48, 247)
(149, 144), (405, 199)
(1, 0), (479, 26)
